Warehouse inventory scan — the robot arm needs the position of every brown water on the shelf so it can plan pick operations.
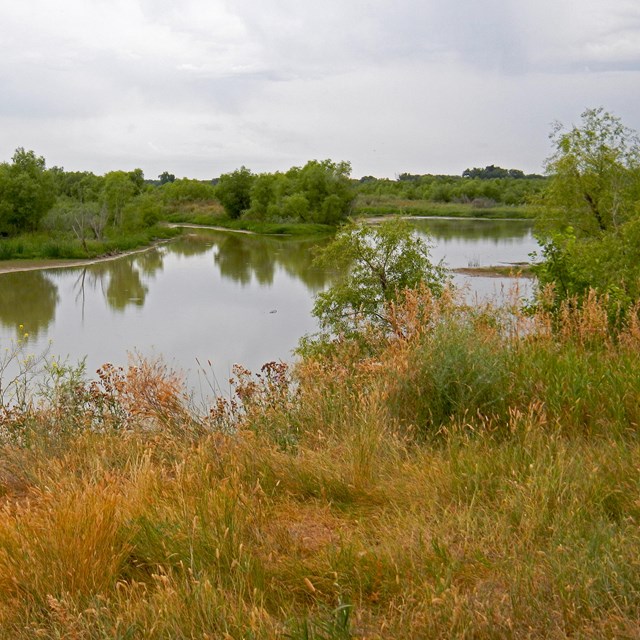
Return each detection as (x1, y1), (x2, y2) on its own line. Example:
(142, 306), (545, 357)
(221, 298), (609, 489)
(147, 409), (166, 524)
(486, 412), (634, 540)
(0, 219), (538, 394)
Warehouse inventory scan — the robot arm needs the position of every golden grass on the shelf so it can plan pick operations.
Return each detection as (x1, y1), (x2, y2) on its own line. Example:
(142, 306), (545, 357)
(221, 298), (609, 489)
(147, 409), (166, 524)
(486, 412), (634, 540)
(0, 290), (639, 637)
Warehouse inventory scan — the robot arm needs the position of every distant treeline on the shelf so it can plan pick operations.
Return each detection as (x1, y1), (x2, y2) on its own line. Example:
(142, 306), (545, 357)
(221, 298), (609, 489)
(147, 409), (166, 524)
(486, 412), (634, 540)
(0, 151), (544, 246)
(356, 165), (547, 207)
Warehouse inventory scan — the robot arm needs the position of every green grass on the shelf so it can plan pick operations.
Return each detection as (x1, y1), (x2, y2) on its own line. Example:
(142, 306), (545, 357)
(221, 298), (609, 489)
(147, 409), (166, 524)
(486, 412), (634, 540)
(0, 226), (181, 262)
(213, 219), (335, 236)
(353, 196), (537, 220)
(1, 291), (640, 637)
(166, 209), (335, 236)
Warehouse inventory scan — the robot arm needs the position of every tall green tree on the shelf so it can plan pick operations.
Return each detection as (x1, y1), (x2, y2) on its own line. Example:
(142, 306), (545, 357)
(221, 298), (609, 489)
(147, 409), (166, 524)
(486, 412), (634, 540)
(539, 107), (640, 237)
(102, 171), (136, 227)
(310, 219), (448, 338)
(244, 160), (354, 224)
(293, 159), (353, 223)
(216, 167), (255, 219)
(535, 108), (640, 309)
(158, 171), (176, 185)
(0, 148), (56, 235)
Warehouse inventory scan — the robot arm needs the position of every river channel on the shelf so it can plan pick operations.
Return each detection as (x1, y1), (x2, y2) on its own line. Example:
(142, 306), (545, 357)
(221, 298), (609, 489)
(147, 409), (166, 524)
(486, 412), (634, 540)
(0, 218), (538, 395)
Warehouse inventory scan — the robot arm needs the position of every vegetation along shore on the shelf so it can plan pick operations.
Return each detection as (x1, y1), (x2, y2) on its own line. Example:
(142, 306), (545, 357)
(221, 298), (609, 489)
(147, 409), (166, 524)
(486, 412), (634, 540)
(1, 108), (640, 637)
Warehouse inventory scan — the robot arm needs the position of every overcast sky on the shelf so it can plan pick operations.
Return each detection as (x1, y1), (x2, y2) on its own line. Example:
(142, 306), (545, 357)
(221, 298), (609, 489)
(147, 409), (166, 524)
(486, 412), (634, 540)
(1, 0), (639, 180)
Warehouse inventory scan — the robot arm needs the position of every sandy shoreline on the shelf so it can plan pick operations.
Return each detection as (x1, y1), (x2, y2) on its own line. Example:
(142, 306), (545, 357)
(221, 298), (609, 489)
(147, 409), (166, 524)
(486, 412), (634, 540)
(0, 225), (532, 278)
(0, 224), (261, 276)
(0, 242), (172, 276)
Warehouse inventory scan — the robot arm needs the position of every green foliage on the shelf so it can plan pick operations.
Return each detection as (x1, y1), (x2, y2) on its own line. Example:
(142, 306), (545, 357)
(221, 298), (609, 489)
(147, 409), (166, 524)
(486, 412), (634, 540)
(128, 168), (145, 195)
(241, 160), (354, 225)
(158, 171), (176, 185)
(0, 225), (179, 262)
(540, 107), (640, 236)
(309, 219), (448, 338)
(215, 166), (255, 219)
(102, 170), (137, 227)
(161, 178), (216, 203)
(50, 169), (104, 202)
(122, 192), (163, 230)
(354, 198), (536, 220)
(0, 149), (56, 235)
(462, 165), (541, 179)
(289, 160), (353, 224)
(356, 171), (546, 207)
(534, 108), (640, 312)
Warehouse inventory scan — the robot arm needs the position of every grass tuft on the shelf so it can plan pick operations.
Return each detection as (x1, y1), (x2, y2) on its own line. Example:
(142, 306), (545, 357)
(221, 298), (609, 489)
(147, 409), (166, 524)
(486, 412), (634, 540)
(0, 289), (639, 636)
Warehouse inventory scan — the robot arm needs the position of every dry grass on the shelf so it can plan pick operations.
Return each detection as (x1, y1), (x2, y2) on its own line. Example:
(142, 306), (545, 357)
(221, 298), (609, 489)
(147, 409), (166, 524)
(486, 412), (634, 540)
(0, 291), (639, 637)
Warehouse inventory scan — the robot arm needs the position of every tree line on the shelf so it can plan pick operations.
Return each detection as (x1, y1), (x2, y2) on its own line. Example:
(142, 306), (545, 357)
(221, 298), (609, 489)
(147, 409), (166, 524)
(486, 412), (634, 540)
(0, 154), (549, 242)
(2, 107), (639, 318)
(357, 169), (546, 207)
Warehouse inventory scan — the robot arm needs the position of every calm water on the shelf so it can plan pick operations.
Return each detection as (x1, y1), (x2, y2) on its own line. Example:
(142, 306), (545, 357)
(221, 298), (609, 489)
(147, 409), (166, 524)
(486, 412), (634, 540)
(0, 219), (538, 392)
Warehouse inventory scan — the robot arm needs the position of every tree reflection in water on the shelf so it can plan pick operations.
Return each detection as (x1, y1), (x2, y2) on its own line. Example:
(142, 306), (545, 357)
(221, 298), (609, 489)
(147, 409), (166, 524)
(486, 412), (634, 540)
(208, 231), (332, 291)
(0, 271), (59, 337)
(411, 218), (533, 243)
(70, 248), (166, 317)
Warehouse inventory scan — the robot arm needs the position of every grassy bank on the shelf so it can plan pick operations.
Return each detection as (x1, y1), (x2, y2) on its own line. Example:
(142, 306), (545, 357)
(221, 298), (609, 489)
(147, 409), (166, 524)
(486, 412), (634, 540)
(354, 196), (537, 220)
(0, 225), (181, 262)
(166, 206), (335, 236)
(0, 290), (639, 637)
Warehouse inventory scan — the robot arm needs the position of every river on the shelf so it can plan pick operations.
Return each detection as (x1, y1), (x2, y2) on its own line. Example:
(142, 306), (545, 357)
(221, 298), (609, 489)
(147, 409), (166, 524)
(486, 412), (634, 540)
(0, 218), (538, 395)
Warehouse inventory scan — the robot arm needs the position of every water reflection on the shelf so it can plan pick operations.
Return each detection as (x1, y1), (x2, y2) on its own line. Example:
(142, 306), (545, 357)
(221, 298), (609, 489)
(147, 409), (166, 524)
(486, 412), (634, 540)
(174, 231), (331, 291)
(61, 249), (166, 315)
(169, 233), (214, 258)
(0, 222), (539, 393)
(136, 249), (165, 277)
(409, 218), (537, 269)
(105, 260), (148, 310)
(214, 234), (258, 286)
(0, 271), (59, 337)
(0, 224), (536, 341)
(410, 217), (533, 242)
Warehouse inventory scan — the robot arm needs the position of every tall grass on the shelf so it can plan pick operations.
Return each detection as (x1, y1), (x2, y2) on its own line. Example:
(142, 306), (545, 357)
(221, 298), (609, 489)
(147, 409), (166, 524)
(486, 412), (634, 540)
(0, 290), (639, 637)
(0, 226), (179, 262)
(353, 196), (537, 220)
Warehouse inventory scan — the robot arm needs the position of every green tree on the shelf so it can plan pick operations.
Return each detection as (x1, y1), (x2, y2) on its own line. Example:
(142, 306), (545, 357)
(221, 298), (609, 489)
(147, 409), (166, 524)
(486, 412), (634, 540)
(128, 168), (145, 195)
(0, 148), (56, 235)
(243, 160), (354, 224)
(161, 178), (216, 203)
(293, 159), (353, 223)
(540, 107), (640, 237)
(216, 167), (255, 219)
(102, 171), (136, 227)
(310, 219), (448, 337)
(535, 108), (640, 310)
(158, 171), (176, 185)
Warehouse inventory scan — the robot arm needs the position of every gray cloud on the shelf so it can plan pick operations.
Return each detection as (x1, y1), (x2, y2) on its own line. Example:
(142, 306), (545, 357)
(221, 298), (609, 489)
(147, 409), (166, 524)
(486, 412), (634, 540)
(0, 0), (639, 179)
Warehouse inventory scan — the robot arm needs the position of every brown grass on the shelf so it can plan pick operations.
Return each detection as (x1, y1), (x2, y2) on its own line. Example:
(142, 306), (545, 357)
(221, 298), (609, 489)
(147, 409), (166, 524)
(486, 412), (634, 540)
(0, 290), (639, 637)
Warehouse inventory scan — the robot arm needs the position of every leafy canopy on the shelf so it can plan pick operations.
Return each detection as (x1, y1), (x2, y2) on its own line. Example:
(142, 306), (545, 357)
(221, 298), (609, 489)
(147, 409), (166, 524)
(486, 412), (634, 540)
(216, 166), (255, 219)
(534, 108), (640, 311)
(311, 218), (448, 337)
(539, 107), (640, 237)
(0, 148), (56, 235)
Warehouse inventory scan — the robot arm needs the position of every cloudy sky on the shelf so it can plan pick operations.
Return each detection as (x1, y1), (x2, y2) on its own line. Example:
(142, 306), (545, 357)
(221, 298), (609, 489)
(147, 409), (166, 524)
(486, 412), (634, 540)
(1, 0), (639, 179)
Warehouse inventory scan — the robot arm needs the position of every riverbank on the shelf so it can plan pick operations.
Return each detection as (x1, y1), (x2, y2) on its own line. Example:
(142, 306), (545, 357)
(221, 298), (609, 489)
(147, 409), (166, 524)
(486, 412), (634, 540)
(0, 226), (535, 279)
(453, 264), (534, 278)
(0, 291), (637, 638)
(0, 222), (327, 274)
(353, 197), (537, 220)
(0, 225), (180, 265)
(165, 211), (335, 236)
